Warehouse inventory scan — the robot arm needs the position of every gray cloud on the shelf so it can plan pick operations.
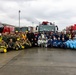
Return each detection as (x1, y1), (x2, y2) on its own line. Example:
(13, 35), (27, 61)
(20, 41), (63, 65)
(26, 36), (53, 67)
(0, 0), (76, 30)
(0, 0), (32, 1)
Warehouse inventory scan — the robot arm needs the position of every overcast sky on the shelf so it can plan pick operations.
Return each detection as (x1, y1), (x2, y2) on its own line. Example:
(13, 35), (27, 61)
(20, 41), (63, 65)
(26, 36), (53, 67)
(0, 0), (76, 30)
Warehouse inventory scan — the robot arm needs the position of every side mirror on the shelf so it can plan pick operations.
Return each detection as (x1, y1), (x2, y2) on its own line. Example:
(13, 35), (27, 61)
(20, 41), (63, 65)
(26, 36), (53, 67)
(36, 26), (38, 30)
(0, 27), (4, 33)
(56, 26), (58, 31)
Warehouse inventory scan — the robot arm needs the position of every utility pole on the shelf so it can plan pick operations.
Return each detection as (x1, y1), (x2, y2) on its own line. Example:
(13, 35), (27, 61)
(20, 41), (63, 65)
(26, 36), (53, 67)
(19, 10), (21, 31)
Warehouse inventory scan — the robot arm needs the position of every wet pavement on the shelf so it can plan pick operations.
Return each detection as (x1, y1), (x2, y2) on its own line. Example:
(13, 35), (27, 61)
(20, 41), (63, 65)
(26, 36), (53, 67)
(0, 48), (76, 75)
(0, 50), (21, 68)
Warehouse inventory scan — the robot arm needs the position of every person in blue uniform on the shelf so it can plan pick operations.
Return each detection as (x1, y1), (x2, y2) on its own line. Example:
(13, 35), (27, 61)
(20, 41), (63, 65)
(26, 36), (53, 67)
(60, 37), (66, 48)
(47, 37), (52, 48)
(57, 37), (62, 48)
(52, 36), (58, 47)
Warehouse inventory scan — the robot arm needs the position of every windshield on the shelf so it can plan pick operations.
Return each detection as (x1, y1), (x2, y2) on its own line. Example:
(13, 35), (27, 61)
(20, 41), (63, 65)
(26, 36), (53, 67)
(38, 25), (55, 32)
(21, 27), (28, 32)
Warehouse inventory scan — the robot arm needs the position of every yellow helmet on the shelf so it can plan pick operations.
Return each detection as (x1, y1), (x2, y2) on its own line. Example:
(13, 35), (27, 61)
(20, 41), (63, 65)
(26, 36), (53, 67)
(26, 31), (28, 33)
(4, 49), (7, 53)
(22, 46), (25, 49)
(16, 31), (18, 32)
(17, 38), (20, 41)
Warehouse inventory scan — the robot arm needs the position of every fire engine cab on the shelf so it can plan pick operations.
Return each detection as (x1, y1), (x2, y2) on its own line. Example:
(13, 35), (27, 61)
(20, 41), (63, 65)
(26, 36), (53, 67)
(36, 21), (58, 33)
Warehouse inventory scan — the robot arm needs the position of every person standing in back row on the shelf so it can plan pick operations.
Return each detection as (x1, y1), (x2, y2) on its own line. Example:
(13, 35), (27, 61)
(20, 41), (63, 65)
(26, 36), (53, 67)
(27, 31), (35, 47)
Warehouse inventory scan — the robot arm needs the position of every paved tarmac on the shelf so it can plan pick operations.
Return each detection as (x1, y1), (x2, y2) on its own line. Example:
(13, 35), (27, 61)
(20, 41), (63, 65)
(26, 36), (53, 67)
(0, 48), (76, 75)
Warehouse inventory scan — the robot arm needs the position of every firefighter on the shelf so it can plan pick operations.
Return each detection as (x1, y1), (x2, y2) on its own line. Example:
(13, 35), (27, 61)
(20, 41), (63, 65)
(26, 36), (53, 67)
(0, 39), (7, 47)
(22, 33), (27, 40)
(2, 33), (9, 44)
(0, 39), (7, 53)
(14, 38), (21, 50)
(39, 34), (48, 47)
(8, 39), (15, 51)
(15, 32), (25, 49)
(57, 37), (62, 48)
(60, 37), (66, 48)
(27, 31), (35, 47)
(8, 34), (16, 43)
(25, 31), (28, 35)
(18, 37), (25, 49)
(23, 38), (32, 48)
(0, 33), (2, 42)
(38, 36), (42, 47)
(52, 36), (58, 47)
(47, 37), (52, 48)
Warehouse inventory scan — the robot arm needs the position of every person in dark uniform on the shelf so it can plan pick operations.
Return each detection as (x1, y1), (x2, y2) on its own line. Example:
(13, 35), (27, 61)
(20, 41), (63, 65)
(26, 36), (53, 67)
(2, 33), (8, 44)
(27, 31), (31, 41)
(7, 34), (16, 43)
(27, 31), (35, 47)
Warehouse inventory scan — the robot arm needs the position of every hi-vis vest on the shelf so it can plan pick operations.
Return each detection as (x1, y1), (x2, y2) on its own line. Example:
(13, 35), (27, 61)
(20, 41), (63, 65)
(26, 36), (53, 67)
(22, 34), (27, 40)
(0, 36), (2, 42)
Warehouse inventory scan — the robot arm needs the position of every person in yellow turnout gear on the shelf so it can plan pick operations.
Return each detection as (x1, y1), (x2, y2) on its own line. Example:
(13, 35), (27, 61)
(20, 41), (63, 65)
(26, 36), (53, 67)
(0, 40), (7, 53)
(0, 33), (2, 42)
(23, 38), (32, 48)
(22, 32), (27, 40)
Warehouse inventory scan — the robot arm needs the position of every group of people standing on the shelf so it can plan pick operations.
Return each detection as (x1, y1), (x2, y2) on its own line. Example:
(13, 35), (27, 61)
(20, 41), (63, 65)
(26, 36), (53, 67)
(0, 30), (76, 52)
(0, 31), (33, 51)
(37, 31), (72, 48)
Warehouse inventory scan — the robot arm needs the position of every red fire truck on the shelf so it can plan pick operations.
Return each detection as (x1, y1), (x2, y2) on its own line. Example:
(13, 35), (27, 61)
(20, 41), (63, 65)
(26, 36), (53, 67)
(66, 24), (76, 38)
(36, 21), (58, 33)
(0, 23), (15, 33)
